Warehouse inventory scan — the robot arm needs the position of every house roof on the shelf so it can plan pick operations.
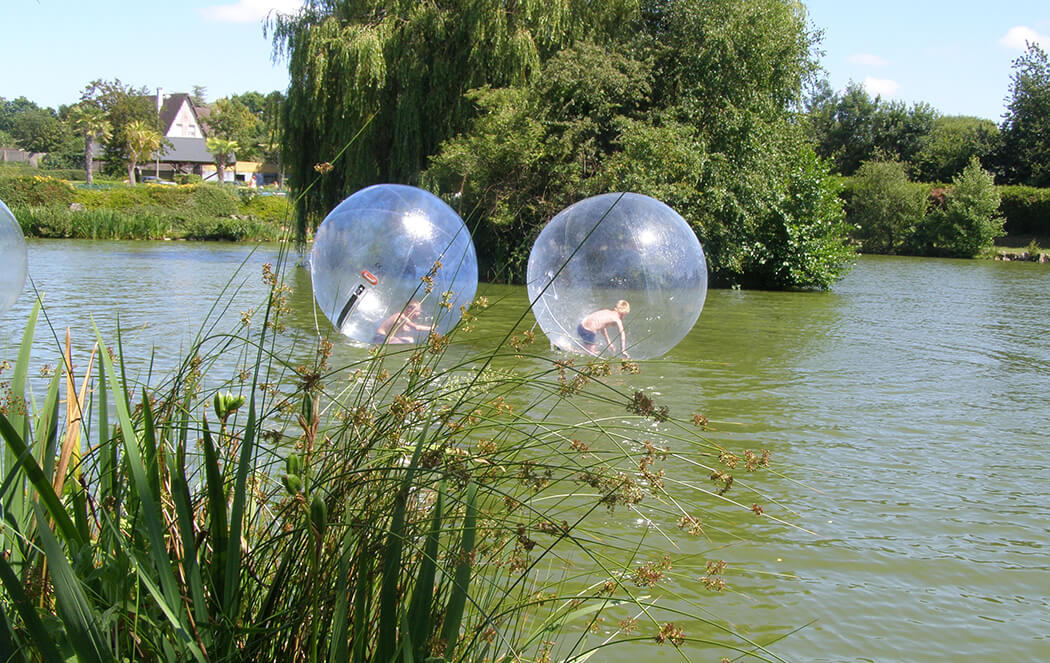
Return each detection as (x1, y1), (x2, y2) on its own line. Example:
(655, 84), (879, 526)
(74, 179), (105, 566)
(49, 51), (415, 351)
(157, 93), (206, 137)
(158, 136), (223, 164)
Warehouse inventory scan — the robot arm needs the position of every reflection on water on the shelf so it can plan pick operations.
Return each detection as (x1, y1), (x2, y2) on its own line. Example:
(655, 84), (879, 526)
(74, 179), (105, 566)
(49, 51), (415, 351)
(2, 244), (1049, 661)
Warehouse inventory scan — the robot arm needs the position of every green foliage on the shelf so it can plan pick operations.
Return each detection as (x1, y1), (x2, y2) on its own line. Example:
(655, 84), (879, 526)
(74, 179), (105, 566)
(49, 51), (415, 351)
(175, 173), (203, 185)
(238, 191), (290, 223)
(845, 159), (928, 254)
(998, 185), (1050, 235)
(913, 116), (999, 183)
(0, 175), (76, 207)
(806, 81), (939, 176)
(13, 205), (175, 239)
(273, 0), (638, 232)
(0, 265), (792, 661)
(999, 42), (1050, 186)
(425, 1), (851, 289)
(189, 183), (240, 217)
(918, 157), (1003, 257)
(8, 106), (70, 153)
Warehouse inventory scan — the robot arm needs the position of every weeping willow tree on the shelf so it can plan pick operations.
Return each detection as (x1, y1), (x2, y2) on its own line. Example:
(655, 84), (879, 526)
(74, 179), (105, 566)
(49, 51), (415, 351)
(270, 0), (639, 239)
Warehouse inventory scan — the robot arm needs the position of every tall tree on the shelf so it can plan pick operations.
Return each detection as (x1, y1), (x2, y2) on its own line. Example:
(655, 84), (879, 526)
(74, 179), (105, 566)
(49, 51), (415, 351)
(205, 137), (238, 183)
(80, 79), (155, 176)
(124, 119), (162, 184)
(999, 42), (1050, 186)
(271, 0), (639, 232)
(67, 103), (112, 185)
(10, 106), (69, 153)
(426, 0), (854, 288)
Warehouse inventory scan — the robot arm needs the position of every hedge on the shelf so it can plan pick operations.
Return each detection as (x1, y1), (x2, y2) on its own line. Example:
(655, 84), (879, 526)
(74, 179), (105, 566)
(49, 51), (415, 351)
(998, 186), (1050, 235)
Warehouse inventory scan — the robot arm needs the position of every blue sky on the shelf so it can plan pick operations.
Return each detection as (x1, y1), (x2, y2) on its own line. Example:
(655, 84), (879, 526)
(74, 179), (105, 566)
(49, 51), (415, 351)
(2, 1), (1048, 121)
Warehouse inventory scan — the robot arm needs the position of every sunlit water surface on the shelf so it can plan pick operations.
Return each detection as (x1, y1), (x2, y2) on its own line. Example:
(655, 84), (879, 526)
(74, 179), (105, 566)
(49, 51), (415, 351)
(2, 240), (1048, 662)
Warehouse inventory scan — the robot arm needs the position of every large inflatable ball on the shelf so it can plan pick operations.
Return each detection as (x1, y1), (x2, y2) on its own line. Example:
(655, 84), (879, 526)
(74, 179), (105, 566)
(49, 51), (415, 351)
(527, 193), (707, 359)
(0, 199), (27, 316)
(311, 184), (478, 344)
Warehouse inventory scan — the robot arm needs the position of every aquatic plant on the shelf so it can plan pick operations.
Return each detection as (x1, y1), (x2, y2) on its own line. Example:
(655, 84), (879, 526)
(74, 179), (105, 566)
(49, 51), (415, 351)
(0, 252), (796, 662)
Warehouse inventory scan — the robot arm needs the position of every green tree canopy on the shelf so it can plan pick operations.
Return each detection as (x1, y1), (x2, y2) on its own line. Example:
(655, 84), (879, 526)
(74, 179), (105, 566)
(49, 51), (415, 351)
(124, 119), (163, 184)
(271, 0), (640, 227)
(999, 42), (1050, 186)
(913, 115), (998, 184)
(806, 81), (938, 176)
(80, 79), (155, 176)
(67, 102), (113, 185)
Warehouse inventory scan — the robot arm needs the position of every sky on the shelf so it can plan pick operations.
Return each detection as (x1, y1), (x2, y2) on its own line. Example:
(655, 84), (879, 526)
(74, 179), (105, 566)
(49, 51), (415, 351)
(1, 1), (1048, 122)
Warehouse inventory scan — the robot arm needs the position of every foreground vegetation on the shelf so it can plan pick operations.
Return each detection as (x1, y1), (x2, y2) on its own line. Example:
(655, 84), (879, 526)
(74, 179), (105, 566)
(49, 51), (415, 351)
(0, 172), (289, 241)
(0, 256), (793, 661)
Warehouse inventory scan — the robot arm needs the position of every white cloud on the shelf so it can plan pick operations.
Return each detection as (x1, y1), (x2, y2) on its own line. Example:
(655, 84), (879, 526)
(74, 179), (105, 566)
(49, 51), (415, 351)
(863, 76), (899, 97)
(1000, 26), (1050, 51)
(201, 0), (302, 24)
(848, 53), (888, 67)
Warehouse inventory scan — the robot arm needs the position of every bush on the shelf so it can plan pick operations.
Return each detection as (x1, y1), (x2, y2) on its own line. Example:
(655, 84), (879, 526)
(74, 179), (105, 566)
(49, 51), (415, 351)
(0, 175), (76, 207)
(999, 185), (1050, 235)
(189, 183), (239, 217)
(238, 193), (291, 224)
(14, 205), (174, 239)
(844, 159), (928, 254)
(919, 158), (1003, 257)
(174, 173), (202, 185)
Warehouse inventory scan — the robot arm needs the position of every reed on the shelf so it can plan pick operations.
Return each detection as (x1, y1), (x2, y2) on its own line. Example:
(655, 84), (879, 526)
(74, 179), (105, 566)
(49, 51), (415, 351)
(0, 254), (795, 662)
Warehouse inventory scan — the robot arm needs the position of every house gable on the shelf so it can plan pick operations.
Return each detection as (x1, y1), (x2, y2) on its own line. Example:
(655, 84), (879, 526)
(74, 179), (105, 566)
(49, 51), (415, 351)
(158, 94), (206, 139)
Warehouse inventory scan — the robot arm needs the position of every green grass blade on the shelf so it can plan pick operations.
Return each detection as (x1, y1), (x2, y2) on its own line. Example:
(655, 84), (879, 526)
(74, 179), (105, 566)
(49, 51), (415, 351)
(122, 546), (208, 663)
(36, 369), (62, 481)
(91, 322), (185, 627)
(222, 393), (257, 619)
(0, 412), (82, 547)
(200, 419), (228, 609)
(440, 481), (478, 653)
(33, 503), (115, 663)
(0, 600), (27, 663)
(407, 481), (444, 661)
(168, 431), (208, 629)
(351, 535), (372, 663)
(327, 528), (356, 663)
(140, 387), (161, 503)
(0, 550), (64, 663)
(2, 298), (38, 574)
(5, 298), (38, 454)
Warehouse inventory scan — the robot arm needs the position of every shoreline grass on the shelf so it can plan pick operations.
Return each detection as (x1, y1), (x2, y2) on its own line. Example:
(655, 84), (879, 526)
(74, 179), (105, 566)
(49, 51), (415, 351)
(0, 252), (796, 662)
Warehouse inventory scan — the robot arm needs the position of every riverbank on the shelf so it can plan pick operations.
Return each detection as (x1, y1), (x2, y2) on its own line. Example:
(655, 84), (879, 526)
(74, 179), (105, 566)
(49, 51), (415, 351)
(1, 174), (291, 241)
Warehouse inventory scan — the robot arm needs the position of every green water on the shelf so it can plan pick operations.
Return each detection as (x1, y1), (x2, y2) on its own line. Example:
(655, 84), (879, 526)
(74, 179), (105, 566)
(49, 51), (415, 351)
(2, 240), (1048, 661)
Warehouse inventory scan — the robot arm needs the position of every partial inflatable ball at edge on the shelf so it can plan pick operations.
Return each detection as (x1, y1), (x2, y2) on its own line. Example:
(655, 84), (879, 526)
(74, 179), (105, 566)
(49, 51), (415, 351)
(526, 192), (707, 360)
(310, 184), (478, 345)
(0, 199), (27, 317)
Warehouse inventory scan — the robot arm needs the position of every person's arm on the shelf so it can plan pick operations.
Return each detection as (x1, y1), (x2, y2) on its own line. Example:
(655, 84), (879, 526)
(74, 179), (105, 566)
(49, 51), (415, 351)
(616, 320), (629, 358)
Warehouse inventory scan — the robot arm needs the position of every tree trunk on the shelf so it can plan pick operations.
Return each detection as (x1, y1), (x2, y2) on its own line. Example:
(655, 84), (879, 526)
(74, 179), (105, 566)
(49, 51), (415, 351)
(84, 135), (94, 186)
(128, 161), (137, 185)
(217, 162), (226, 184)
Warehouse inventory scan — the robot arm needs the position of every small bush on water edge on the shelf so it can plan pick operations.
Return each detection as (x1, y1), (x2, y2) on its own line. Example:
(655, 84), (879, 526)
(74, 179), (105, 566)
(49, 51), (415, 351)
(0, 258), (798, 662)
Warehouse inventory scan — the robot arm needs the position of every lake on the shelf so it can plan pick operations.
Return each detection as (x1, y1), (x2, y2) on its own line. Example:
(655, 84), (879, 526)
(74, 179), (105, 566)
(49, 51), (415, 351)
(1, 240), (1048, 661)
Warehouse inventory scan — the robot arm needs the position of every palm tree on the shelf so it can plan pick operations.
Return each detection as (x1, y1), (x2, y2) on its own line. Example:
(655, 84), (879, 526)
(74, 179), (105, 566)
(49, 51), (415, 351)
(205, 137), (238, 184)
(67, 103), (112, 186)
(124, 120), (162, 185)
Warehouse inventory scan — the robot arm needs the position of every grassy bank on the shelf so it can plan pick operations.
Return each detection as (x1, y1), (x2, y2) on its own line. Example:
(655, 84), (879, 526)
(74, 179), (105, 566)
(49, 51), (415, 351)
(0, 257), (793, 661)
(0, 174), (291, 241)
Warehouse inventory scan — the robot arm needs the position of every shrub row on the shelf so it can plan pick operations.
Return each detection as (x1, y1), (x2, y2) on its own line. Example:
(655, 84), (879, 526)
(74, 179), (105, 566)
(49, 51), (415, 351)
(998, 186), (1050, 235)
(12, 205), (288, 242)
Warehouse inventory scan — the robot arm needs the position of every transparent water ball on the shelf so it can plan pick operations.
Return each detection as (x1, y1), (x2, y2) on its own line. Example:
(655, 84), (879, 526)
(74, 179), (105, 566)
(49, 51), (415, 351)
(527, 193), (707, 359)
(0, 199), (27, 316)
(311, 184), (478, 344)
